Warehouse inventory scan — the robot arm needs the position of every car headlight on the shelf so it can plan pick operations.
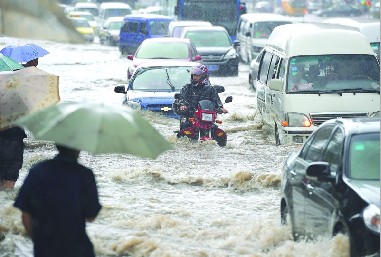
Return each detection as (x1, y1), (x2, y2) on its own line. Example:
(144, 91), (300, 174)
(126, 100), (141, 110)
(282, 112), (312, 127)
(363, 204), (380, 234)
(225, 48), (237, 59)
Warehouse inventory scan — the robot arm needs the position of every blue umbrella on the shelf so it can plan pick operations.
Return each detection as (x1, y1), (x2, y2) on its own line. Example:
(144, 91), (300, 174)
(0, 44), (49, 63)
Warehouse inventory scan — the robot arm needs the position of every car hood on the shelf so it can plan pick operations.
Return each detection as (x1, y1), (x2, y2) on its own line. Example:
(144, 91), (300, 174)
(196, 46), (232, 55)
(132, 58), (191, 67)
(250, 38), (267, 48)
(347, 179), (380, 207)
(128, 90), (179, 102)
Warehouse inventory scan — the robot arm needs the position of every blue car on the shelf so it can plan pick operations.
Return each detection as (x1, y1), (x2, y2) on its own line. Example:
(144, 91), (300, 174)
(114, 61), (198, 118)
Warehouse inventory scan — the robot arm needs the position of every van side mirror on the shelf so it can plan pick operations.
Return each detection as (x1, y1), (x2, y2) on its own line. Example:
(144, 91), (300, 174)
(245, 32), (251, 37)
(127, 55), (134, 60)
(268, 79), (283, 92)
(233, 40), (240, 47)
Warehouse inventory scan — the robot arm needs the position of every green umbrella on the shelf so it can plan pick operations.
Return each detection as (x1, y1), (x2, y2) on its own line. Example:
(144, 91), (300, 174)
(0, 53), (24, 71)
(15, 102), (173, 159)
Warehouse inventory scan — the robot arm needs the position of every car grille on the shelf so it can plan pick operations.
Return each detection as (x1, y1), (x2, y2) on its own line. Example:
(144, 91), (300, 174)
(146, 104), (173, 112)
(200, 54), (224, 63)
(310, 112), (368, 126)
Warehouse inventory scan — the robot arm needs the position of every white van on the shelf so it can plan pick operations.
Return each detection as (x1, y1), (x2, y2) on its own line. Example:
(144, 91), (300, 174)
(323, 18), (380, 59)
(236, 13), (293, 64)
(255, 23), (380, 145)
(98, 2), (132, 27)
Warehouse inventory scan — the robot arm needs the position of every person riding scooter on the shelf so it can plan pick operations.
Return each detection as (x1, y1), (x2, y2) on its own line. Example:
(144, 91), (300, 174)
(173, 64), (228, 130)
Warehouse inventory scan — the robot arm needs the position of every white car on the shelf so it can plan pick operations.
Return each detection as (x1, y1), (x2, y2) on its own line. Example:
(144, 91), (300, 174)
(99, 17), (124, 46)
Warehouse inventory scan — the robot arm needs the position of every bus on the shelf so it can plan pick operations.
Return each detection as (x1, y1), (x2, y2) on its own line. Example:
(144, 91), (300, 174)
(161, 0), (245, 41)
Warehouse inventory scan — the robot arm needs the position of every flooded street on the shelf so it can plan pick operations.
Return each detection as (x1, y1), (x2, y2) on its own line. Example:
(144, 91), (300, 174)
(0, 37), (350, 257)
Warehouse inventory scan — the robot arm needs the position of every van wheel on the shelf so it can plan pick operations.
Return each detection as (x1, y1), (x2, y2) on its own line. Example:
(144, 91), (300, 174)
(275, 123), (281, 146)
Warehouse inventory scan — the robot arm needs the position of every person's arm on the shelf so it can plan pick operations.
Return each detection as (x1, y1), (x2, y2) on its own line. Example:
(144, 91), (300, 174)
(21, 212), (33, 239)
(211, 87), (228, 113)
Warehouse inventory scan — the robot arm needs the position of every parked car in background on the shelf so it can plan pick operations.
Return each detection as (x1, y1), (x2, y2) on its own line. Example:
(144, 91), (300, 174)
(248, 51), (263, 91)
(98, 2), (132, 28)
(313, 4), (363, 17)
(68, 17), (95, 43)
(99, 16), (124, 46)
(119, 14), (174, 55)
(236, 13), (292, 64)
(74, 2), (99, 17)
(280, 117), (380, 257)
(324, 18), (380, 59)
(280, 0), (307, 16)
(253, 1), (274, 13)
(168, 20), (213, 37)
(126, 37), (201, 79)
(67, 11), (98, 35)
(114, 61), (198, 118)
(180, 26), (239, 76)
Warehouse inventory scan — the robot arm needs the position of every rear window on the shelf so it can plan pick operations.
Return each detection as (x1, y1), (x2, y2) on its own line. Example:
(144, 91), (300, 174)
(184, 30), (231, 47)
(136, 42), (189, 59)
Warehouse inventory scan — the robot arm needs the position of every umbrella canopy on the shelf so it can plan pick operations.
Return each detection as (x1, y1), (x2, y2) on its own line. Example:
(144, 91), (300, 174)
(0, 53), (24, 71)
(0, 66), (60, 129)
(0, 44), (49, 63)
(15, 102), (173, 159)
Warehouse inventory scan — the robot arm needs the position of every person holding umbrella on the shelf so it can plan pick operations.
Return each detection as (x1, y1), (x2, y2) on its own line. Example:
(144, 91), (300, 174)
(13, 144), (102, 257)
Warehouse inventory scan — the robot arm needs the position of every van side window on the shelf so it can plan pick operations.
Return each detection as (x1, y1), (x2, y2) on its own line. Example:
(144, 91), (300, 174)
(120, 22), (128, 33)
(140, 23), (147, 35)
(278, 59), (286, 79)
(129, 22), (139, 33)
(237, 20), (243, 34)
(267, 55), (280, 82)
(258, 51), (272, 84)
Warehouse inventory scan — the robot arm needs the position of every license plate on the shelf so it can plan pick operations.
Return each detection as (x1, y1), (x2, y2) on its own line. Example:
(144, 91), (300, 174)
(207, 65), (219, 71)
(202, 113), (213, 121)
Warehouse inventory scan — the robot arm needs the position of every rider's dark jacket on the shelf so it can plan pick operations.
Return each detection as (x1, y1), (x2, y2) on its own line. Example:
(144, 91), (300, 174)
(174, 83), (223, 116)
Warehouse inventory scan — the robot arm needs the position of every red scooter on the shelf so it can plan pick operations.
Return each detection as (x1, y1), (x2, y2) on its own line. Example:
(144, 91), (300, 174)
(174, 89), (232, 147)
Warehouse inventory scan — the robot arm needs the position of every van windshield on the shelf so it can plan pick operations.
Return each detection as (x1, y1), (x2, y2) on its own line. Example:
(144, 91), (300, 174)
(286, 54), (380, 93)
(149, 20), (171, 35)
(104, 8), (131, 19)
(253, 21), (291, 39)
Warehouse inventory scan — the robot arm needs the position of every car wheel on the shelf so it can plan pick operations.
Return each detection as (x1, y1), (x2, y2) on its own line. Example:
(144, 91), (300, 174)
(107, 38), (114, 46)
(275, 123), (281, 146)
(333, 222), (359, 257)
(100, 38), (104, 45)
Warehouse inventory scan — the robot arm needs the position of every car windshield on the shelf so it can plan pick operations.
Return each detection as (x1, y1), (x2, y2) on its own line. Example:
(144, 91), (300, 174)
(286, 54), (380, 93)
(132, 66), (191, 90)
(136, 42), (189, 59)
(348, 132), (380, 180)
(104, 8), (131, 19)
(109, 21), (123, 30)
(253, 21), (291, 39)
(184, 30), (231, 47)
(72, 19), (90, 28)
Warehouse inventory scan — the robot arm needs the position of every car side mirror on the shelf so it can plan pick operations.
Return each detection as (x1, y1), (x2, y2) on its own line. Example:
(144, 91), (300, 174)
(306, 162), (335, 182)
(225, 96), (233, 103)
(127, 55), (134, 60)
(114, 85), (126, 94)
(193, 55), (202, 61)
(268, 79), (283, 91)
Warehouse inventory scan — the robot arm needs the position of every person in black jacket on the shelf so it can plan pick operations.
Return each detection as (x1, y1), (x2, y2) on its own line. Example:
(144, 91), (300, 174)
(0, 126), (27, 189)
(173, 64), (228, 130)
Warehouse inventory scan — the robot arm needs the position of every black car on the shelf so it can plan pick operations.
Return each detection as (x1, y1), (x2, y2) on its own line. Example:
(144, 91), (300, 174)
(280, 117), (380, 257)
(314, 4), (363, 17)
